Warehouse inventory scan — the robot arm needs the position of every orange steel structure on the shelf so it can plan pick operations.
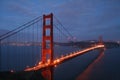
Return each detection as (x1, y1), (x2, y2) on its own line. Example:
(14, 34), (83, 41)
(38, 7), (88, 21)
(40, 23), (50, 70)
(41, 13), (53, 80)
(25, 13), (105, 80)
(99, 36), (103, 45)
(42, 13), (53, 64)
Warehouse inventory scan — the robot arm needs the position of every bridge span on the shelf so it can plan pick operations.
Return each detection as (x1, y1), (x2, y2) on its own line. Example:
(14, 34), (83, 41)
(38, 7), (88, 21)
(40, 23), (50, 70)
(25, 44), (105, 71)
(0, 13), (105, 80)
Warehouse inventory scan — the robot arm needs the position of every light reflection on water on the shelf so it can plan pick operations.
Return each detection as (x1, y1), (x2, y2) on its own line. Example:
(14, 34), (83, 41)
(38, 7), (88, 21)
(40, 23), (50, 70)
(76, 50), (104, 80)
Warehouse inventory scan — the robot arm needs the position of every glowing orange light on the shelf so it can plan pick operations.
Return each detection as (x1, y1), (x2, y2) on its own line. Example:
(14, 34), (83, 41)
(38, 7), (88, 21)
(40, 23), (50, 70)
(54, 65), (57, 67)
(39, 62), (42, 65)
(56, 59), (60, 62)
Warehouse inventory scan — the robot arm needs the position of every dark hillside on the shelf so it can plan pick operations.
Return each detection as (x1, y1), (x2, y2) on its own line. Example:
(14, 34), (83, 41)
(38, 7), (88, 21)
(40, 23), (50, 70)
(0, 70), (45, 80)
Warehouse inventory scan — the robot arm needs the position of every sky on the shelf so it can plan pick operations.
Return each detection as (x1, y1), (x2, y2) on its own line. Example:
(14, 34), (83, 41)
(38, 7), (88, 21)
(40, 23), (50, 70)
(0, 0), (120, 41)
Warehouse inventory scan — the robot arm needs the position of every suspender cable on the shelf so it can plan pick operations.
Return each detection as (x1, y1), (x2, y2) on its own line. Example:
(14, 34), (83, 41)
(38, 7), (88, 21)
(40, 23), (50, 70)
(0, 18), (42, 41)
(54, 15), (73, 39)
(0, 16), (42, 38)
(54, 24), (68, 38)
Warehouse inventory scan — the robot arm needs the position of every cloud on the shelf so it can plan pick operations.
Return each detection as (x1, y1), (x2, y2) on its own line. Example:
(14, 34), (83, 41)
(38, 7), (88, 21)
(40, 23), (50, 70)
(52, 0), (120, 40)
(0, 0), (120, 40)
(7, 2), (37, 17)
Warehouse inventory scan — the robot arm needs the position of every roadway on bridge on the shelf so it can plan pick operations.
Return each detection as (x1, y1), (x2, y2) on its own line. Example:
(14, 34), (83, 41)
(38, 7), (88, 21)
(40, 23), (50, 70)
(25, 44), (105, 71)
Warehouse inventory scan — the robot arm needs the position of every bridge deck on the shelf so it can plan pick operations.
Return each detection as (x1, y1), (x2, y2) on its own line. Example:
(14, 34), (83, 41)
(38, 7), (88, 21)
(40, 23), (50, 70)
(25, 44), (105, 71)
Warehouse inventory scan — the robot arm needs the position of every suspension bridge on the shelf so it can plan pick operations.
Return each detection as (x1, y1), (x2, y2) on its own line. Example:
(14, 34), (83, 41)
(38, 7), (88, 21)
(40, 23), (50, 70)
(0, 13), (105, 80)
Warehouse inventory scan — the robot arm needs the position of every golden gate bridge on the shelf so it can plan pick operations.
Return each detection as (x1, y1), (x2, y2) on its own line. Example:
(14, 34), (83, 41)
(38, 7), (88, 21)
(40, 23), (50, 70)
(0, 13), (105, 80)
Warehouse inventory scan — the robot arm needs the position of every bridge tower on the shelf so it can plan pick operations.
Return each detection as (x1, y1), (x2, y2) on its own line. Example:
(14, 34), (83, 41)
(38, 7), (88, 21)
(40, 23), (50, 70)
(99, 36), (103, 45)
(42, 13), (53, 64)
(99, 36), (105, 52)
(41, 13), (53, 80)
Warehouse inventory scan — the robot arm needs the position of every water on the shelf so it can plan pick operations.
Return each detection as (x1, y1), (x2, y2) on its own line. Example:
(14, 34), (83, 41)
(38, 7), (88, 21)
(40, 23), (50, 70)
(1, 46), (120, 80)
(77, 48), (120, 80)
(54, 48), (120, 80)
(1, 46), (41, 71)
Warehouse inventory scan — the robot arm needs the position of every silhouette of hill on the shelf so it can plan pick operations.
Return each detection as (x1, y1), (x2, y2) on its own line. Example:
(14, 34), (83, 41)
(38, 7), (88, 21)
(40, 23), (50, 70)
(0, 70), (45, 80)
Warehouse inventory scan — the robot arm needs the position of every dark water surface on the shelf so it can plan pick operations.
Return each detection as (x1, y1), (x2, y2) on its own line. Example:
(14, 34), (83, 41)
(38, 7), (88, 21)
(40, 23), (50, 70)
(76, 48), (120, 80)
(1, 46), (120, 80)
(54, 48), (120, 80)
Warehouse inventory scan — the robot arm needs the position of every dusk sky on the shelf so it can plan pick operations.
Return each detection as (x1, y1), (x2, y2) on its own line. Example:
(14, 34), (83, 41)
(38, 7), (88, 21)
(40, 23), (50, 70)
(0, 0), (120, 41)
